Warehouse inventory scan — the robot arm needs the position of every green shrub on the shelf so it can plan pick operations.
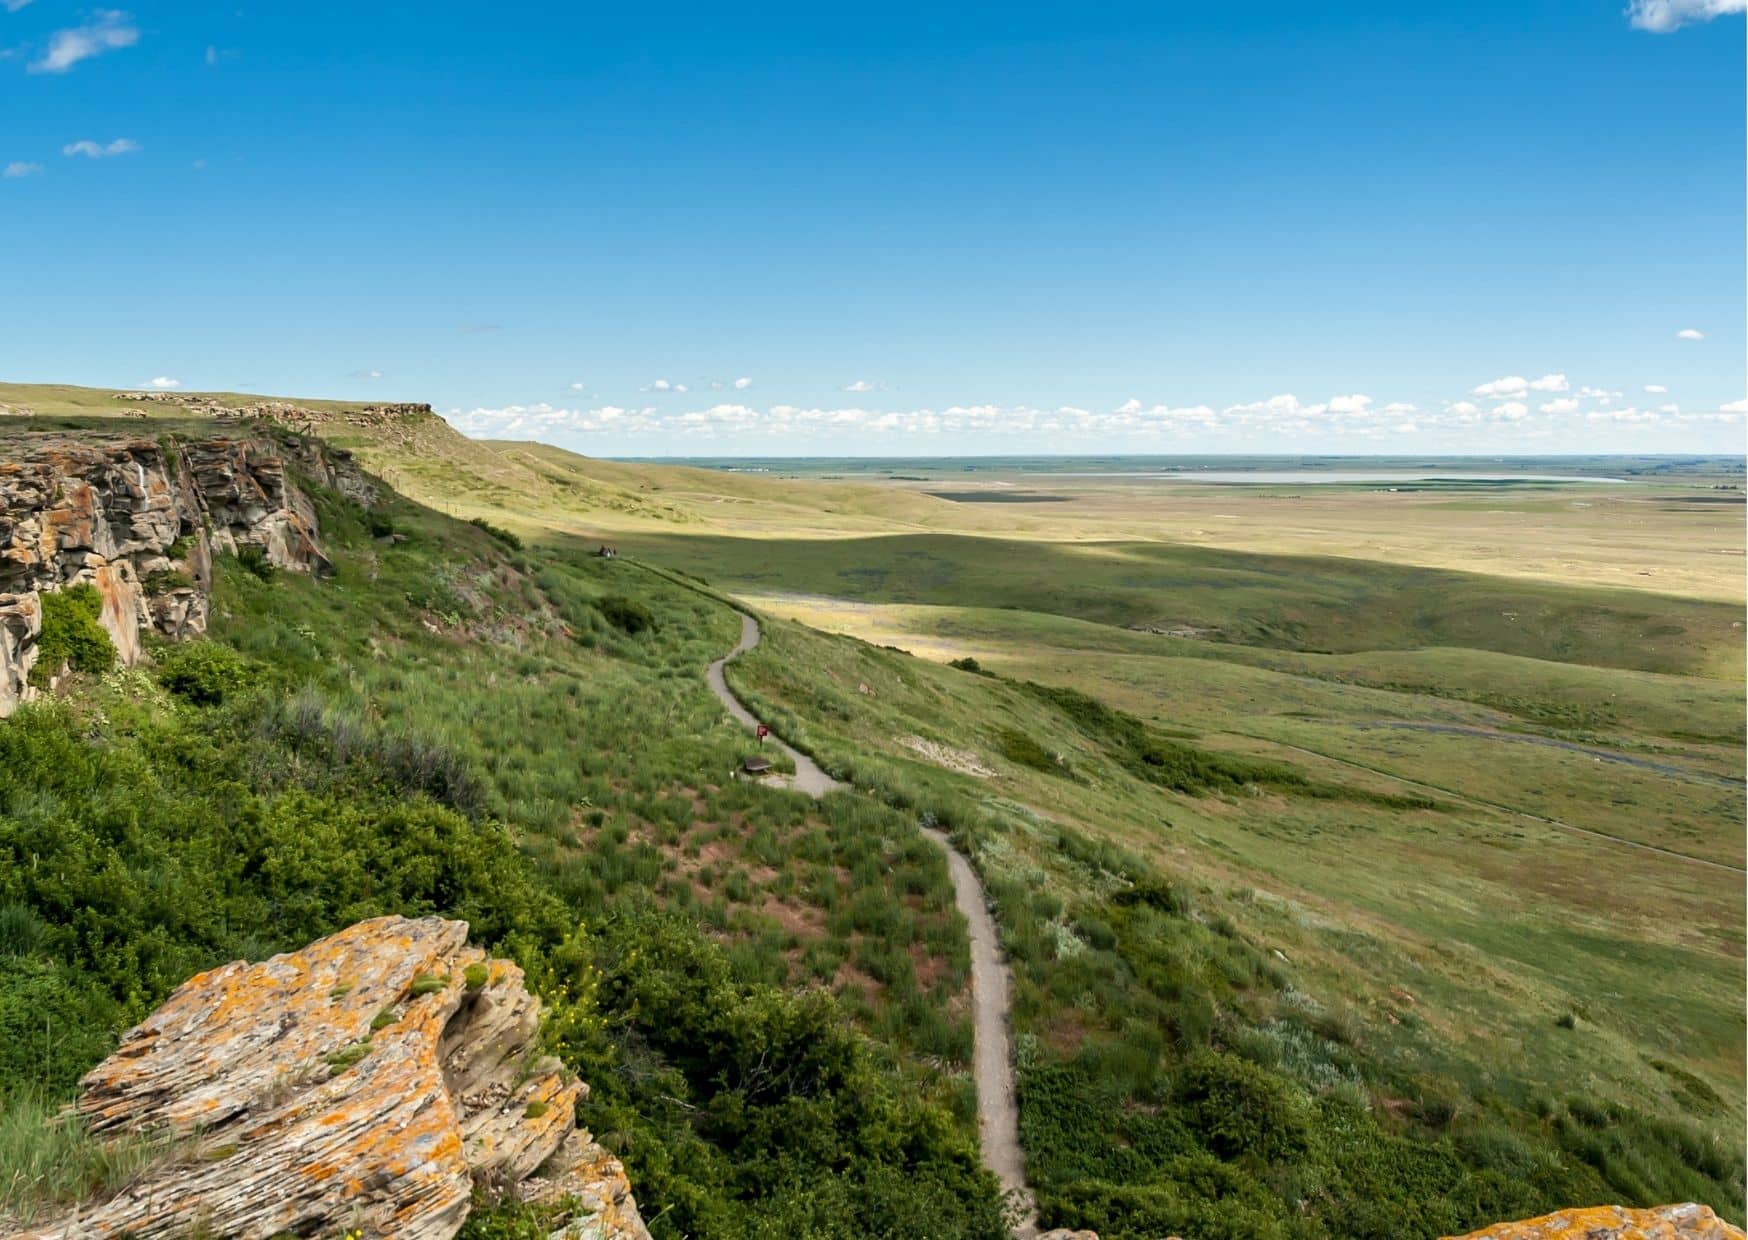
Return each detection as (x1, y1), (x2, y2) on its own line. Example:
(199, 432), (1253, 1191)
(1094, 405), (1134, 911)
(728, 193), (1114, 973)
(408, 974), (448, 998)
(1175, 1050), (1310, 1162)
(948, 656), (987, 674)
(468, 517), (522, 551)
(234, 546), (276, 581)
(29, 585), (116, 689)
(155, 642), (255, 707)
(597, 594), (655, 635)
(365, 510), (397, 538)
(997, 727), (1063, 774)
(464, 963), (489, 991)
(143, 569), (195, 595)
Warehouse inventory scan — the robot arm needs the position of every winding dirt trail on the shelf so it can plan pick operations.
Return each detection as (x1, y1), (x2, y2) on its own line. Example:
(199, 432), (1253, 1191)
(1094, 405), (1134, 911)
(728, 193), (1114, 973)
(706, 612), (1037, 1232)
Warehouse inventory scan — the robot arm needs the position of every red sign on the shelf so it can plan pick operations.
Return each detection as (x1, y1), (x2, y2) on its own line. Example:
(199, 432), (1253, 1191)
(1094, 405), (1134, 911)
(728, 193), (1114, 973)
(756, 724), (770, 739)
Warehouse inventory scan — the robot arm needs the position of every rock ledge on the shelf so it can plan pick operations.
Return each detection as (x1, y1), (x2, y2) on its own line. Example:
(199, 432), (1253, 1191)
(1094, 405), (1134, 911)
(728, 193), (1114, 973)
(1448, 1203), (1744, 1240)
(6, 916), (649, 1240)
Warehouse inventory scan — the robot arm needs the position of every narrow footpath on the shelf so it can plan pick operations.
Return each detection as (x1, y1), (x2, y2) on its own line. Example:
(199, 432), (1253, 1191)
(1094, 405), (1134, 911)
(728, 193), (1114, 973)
(705, 612), (1037, 1232)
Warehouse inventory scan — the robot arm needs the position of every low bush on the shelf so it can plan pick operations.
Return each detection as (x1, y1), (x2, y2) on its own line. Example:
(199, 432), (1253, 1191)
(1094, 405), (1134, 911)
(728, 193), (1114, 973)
(468, 517), (522, 551)
(597, 594), (655, 635)
(997, 727), (1064, 774)
(155, 642), (255, 706)
(30, 585), (116, 689)
(234, 546), (276, 582)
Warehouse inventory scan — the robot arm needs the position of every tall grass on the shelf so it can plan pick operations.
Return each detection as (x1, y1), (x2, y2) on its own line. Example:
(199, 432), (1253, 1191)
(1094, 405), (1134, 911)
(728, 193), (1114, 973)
(0, 1091), (175, 1226)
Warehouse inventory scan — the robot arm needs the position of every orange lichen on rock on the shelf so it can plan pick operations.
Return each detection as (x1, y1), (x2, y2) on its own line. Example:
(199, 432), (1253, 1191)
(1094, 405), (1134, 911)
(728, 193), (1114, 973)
(5, 916), (649, 1240)
(1447, 1203), (1745, 1240)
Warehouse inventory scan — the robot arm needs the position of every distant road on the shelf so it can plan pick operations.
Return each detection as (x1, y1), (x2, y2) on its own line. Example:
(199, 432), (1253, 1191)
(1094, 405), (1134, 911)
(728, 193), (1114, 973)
(705, 612), (1037, 1233)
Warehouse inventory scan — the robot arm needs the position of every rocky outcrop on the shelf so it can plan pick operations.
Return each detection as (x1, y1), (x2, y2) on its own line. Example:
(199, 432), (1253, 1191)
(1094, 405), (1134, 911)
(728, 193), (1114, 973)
(113, 389), (435, 437)
(7, 916), (649, 1240)
(0, 429), (361, 713)
(1448, 1204), (1744, 1240)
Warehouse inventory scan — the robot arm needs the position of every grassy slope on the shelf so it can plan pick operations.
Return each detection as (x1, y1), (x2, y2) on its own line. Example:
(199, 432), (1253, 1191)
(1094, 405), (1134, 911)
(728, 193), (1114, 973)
(0, 431), (1008, 1236)
(725, 617), (1745, 1235)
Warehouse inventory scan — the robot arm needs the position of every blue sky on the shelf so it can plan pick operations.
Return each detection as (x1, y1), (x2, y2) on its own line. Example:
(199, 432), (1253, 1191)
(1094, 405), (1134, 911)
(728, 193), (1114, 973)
(3, 1), (1743, 455)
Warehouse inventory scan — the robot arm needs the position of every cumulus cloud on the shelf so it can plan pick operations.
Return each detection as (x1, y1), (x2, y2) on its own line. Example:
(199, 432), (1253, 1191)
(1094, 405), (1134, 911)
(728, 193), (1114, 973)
(1494, 401), (1529, 419)
(145, 376), (181, 389)
(1115, 397), (1143, 414)
(63, 137), (139, 158)
(568, 381), (586, 392)
(1643, 384), (1668, 394)
(3, 160), (41, 178)
(643, 379), (687, 393)
(1721, 398), (1748, 414)
(730, 377), (752, 390)
(1627, 0), (1746, 32)
(842, 379), (879, 393)
(1383, 402), (1418, 414)
(1473, 375), (1529, 398)
(1676, 328), (1705, 340)
(350, 368), (383, 380)
(1326, 393), (1372, 414)
(1473, 373), (1567, 399)
(31, 10), (138, 73)
(1539, 398), (1579, 414)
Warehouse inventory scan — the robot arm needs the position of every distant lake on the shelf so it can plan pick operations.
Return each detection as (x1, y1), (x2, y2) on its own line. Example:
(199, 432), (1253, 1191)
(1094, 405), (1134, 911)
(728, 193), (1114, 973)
(1056, 471), (1630, 484)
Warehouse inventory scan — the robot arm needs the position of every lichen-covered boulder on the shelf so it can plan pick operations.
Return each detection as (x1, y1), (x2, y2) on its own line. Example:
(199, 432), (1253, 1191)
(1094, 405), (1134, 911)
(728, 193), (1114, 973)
(1447, 1203), (1744, 1240)
(6, 916), (648, 1240)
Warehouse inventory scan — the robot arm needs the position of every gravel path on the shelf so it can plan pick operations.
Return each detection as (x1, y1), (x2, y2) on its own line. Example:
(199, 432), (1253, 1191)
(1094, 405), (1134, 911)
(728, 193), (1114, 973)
(706, 611), (1037, 1232)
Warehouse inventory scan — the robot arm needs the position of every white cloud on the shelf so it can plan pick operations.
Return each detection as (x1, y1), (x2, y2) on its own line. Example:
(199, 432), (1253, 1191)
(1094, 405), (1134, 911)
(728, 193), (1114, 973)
(1658, 403), (1681, 414)
(1677, 328), (1705, 340)
(1326, 393), (1372, 414)
(1494, 401), (1529, 419)
(1446, 400), (1480, 415)
(1577, 386), (1619, 399)
(1528, 373), (1569, 392)
(1115, 397), (1143, 414)
(733, 376), (752, 390)
(3, 0), (35, 12)
(1628, 0), (1746, 32)
(204, 44), (217, 66)
(1643, 384), (1668, 394)
(568, 381), (586, 392)
(31, 10), (138, 73)
(1721, 398), (1748, 414)
(351, 368), (383, 380)
(63, 137), (139, 159)
(145, 376), (181, 389)
(1383, 402), (1418, 414)
(643, 379), (687, 393)
(3, 160), (42, 178)
(843, 379), (878, 393)
(1539, 398), (1579, 414)
(1473, 375), (1529, 398)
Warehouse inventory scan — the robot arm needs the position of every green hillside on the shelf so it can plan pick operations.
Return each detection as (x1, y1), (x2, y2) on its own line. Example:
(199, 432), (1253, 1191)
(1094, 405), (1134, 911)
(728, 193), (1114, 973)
(0, 396), (1741, 1239)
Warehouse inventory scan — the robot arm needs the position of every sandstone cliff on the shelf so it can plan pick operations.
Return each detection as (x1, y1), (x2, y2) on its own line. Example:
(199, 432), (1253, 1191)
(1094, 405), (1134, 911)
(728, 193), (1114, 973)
(6, 916), (649, 1240)
(0, 428), (360, 714)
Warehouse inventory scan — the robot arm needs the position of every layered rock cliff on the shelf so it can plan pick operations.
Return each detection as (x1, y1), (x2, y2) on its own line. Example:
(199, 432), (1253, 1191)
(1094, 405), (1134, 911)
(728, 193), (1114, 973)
(0, 428), (361, 714)
(6, 916), (649, 1240)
